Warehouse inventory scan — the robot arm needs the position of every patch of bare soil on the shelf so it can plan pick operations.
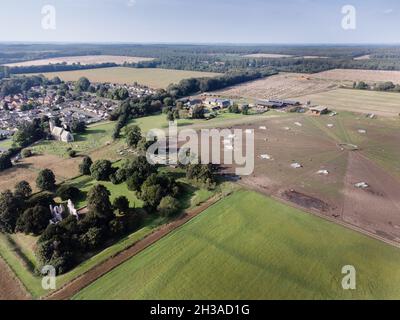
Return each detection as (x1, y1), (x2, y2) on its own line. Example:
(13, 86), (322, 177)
(342, 152), (400, 241)
(282, 190), (331, 212)
(0, 257), (30, 300)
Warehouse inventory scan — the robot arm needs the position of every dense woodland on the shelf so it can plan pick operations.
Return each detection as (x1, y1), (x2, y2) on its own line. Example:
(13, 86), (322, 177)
(2, 44), (400, 77)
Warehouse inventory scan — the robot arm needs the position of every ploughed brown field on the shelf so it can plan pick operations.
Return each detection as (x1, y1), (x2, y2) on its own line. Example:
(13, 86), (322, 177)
(0, 154), (81, 193)
(212, 72), (346, 100)
(0, 257), (29, 300)
(313, 69), (400, 84)
(214, 112), (400, 244)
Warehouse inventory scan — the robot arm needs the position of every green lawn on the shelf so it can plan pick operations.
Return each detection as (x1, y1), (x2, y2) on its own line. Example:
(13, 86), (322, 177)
(27, 67), (222, 89)
(29, 112), (254, 158)
(63, 174), (143, 209)
(30, 121), (117, 157)
(74, 190), (400, 300)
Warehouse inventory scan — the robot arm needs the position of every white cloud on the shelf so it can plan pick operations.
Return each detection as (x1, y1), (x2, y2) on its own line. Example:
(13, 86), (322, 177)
(127, 0), (136, 7)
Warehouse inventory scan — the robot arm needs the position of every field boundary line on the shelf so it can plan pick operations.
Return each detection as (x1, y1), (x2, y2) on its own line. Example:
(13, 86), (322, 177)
(44, 194), (224, 300)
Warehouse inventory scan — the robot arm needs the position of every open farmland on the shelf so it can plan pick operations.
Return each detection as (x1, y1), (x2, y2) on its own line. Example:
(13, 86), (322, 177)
(313, 69), (400, 84)
(213, 73), (344, 100)
(74, 190), (400, 300)
(292, 88), (400, 117)
(3, 55), (154, 67)
(0, 154), (81, 193)
(224, 112), (400, 244)
(28, 67), (222, 89)
(242, 53), (293, 58)
(0, 256), (29, 300)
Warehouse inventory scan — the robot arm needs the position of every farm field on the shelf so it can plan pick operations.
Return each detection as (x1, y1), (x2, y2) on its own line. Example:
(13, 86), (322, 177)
(225, 111), (400, 244)
(0, 256), (29, 300)
(213, 73), (345, 100)
(3, 55), (154, 67)
(0, 164), (221, 298)
(0, 215), (169, 298)
(0, 112), (264, 194)
(313, 68), (400, 84)
(242, 53), (293, 58)
(74, 190), (400, 300)
(293, 88), (400, 117)
(27, 67), (222, 89)
(0, 154), (82, 193)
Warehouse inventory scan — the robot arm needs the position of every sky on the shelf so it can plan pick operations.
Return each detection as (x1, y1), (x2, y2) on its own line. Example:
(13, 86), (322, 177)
(0, 0), (399, 44)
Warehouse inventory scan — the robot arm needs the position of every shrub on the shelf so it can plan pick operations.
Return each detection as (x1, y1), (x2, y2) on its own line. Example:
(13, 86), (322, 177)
(113, 196), (129, 214)
(68, 150), (77, 158)
(21, 149), (33, 158)
(57, 185), (81, 201)
(157, 196), (180, 217)
(79, 156), (93, 175)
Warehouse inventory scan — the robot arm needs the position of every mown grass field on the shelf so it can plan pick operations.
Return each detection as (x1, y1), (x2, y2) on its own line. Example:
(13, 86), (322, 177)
(28, 67), (222, 89)
(74, 190), (400, 300)
(30, 112), (264, 158)
(294, 88), (400, 117)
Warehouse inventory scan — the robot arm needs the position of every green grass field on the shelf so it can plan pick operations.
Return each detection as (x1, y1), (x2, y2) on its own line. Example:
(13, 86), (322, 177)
(0, 164), (222, 298)
(295, 88), (400, 117)
(30, 112), (264, 158)
(74, 190), (400, 300)
(29, 67), (222, 89)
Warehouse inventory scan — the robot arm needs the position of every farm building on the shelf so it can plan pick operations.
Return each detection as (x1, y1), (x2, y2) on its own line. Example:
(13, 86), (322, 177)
(257, 99), (301, 109)
(310, 106), (329, 116)
(204, 98), (232, 109)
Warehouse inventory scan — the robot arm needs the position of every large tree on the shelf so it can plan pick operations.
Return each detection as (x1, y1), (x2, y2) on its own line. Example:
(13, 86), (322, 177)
(75, 77), (91, 92)
(0, 190), (22, 233)
(90, 159), (113, 181)
(0, 154), (12, 171)
(16, 205), (52, 236)
(36, 169), (56, 191)
(14, 180), (32, 200)
(87, 185), (114, 221)
(79, 156), (93, 175)
(126, 125), (142, 148)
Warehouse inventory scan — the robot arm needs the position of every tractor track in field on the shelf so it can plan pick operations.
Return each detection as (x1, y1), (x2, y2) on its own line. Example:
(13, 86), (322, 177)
(45, 195), (222, 300)
(0, 256), (31, 300)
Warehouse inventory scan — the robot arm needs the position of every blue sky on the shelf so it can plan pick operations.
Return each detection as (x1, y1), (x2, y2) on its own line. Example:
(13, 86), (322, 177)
(0, 0), (399, 43)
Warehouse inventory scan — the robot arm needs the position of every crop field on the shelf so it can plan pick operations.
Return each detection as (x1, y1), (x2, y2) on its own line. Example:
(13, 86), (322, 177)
(292, 88), (400, 117)
(73, 190), (400, 300)
(313, 69), (400, 84)
(3, 55), (155, 67)
(29, 67), (222, 89)
(213, 73), (345, 100)
(225, 111), (400, 244)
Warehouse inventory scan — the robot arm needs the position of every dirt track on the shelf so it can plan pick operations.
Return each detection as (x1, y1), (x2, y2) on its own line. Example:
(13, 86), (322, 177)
(46, 195), (222, 300)
(0, 257), (30, 300)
